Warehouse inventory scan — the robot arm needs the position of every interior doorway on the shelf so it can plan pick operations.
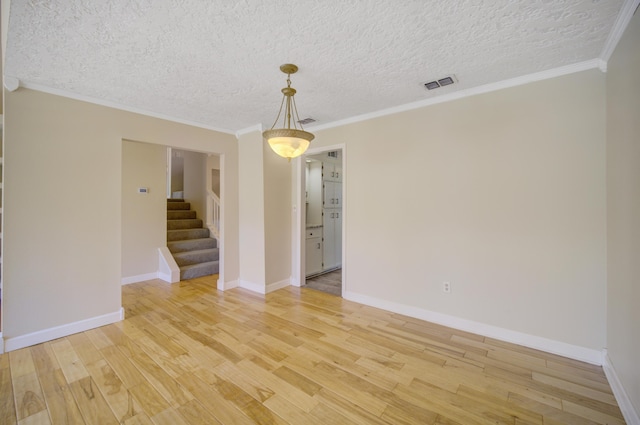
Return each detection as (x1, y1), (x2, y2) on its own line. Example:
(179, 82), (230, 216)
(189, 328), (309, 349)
(164, 148), (224, 285)
(302, 148), (344, 296)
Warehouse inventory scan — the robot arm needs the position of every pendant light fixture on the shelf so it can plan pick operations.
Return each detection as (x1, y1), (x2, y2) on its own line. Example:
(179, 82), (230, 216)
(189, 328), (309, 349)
(263, 64), (315, 161)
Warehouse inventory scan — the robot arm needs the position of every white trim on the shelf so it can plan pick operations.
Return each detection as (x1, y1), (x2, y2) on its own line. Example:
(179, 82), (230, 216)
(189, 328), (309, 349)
(158, 247), (180, 283)
(4, 308), (124, 352)
(290, 275), (302, 288)
(291, 156), (306, 288)
(235, 124), (263, 139)
(603, 350), (640, 425)
(266, 278), (291, 294)
(217, 153), (226, 287)
(598, 59), (608, 73)
(238, 280), (266, 294)
(157, 272), (172, 282)
(237, 278), (291, 294)
(599, 0), (640, 64)
(0, 332), (3, 355)
(12, 78), (235, 135)
(13, 56), (613, 141)
(121, 272), (159, 285)
(122, 248), (180, 285)
(343, 291), (603, 365)
(293, 144), (347, 295)
(307, 60), (602, 133)
(218, 278), (239, 291)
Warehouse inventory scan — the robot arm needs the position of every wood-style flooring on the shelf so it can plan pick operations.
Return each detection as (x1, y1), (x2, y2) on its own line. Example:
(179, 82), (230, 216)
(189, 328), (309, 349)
(0, 275), (626, 424)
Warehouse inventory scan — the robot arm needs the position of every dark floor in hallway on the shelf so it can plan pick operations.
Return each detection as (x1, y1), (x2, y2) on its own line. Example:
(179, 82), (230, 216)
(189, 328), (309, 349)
(304, 268), (341, 296)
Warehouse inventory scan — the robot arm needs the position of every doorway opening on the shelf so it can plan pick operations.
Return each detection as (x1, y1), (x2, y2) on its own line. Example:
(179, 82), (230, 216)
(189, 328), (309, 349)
(166, 148), (223, 284)
(302, 148), (343, 296)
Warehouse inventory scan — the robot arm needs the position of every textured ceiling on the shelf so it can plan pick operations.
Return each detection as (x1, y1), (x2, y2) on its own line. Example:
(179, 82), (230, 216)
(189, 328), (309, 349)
(4, 0), (626, 134)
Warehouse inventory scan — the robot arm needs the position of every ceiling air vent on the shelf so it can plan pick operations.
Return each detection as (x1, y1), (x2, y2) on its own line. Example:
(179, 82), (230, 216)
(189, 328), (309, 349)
(422, 75), (457, 90)
(297, 117), (316, 125)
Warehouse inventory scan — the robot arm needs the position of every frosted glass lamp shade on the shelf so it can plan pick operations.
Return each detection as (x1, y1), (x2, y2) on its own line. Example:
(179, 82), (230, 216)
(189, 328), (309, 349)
(263, 128), (314, 160)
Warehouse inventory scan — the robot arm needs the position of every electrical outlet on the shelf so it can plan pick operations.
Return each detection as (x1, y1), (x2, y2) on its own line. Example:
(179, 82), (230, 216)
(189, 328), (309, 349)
(442, 281), (451, 293)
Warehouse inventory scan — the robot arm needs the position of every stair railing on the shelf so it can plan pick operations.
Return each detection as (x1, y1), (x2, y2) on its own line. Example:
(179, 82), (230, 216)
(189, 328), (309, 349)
(206, 189), (221, 241)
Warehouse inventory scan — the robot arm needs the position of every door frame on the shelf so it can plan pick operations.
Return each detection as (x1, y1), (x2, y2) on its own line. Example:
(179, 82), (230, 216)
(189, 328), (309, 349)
(291, 143), (346, 294)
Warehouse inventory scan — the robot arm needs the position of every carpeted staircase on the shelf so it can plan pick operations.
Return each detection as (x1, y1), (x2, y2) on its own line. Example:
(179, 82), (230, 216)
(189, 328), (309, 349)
(167, 199), (219, 280)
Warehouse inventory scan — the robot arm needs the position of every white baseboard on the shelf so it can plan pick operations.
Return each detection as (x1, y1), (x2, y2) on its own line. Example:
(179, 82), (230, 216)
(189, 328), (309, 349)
(603, 350), (640, 425)
(4, 308), (124, 352)
(238, 278), (291, 294)
(0, 332), (3, 354)
(157, 272), (172, 282)
(122, 249), (181, 285)
(218, 279), (239, 291)
(121, 272), (158, 285)
(158, 247), (180, 283)
(238, 279), (267, 294)
(266, 278), (291, 294)
(343, 291), (603, 365)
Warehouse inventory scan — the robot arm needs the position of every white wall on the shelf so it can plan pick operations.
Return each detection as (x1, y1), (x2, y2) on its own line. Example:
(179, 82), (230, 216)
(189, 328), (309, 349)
(312, 69), (607, 352)
(606, 10), (640, 415)
(121, 140), (167, 279)
(3, 88), (239, 343)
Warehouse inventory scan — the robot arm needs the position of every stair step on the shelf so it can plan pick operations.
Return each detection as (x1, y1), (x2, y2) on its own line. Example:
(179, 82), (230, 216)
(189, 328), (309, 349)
(167, 210), (197, 220)
(168, 237), (217, 253)
(167, 228), (210, 241)
(165, 198), (218, 281)
(172, 248), (219, 266)
(167, 202), (191, 210)
(180, 261), (219, 280)
(167, 218), (203, 230)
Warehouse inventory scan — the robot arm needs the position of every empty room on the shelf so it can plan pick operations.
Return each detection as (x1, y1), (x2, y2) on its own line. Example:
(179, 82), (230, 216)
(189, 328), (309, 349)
(0, 1), (639, 424)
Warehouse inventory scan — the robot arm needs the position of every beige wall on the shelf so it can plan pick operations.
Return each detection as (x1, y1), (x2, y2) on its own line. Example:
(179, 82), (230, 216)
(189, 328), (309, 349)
(170, 151), (184, 194)
(3, 88), (239, 339)
(606, 10), (640, 414)
(121, 140), (167, 279)
(237, 129), (293, 290)
(182, 149), (207, 220)
(238, 130), (266, 287)
(263, 139), (292, 286)
(313, 69), (607, 350)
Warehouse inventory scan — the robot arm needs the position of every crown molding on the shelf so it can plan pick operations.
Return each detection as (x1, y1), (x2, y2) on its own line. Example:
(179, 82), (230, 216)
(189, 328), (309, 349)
(308, 59), (602, 132)
(235, 124), (263, 139)
(10, 50), (619, 139)
(599, 0), (640, 65)
(12, 79), (236, 135)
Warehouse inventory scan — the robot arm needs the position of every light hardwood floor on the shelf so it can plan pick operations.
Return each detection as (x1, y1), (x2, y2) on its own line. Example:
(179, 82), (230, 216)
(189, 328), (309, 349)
(0, 275), (626, 424)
